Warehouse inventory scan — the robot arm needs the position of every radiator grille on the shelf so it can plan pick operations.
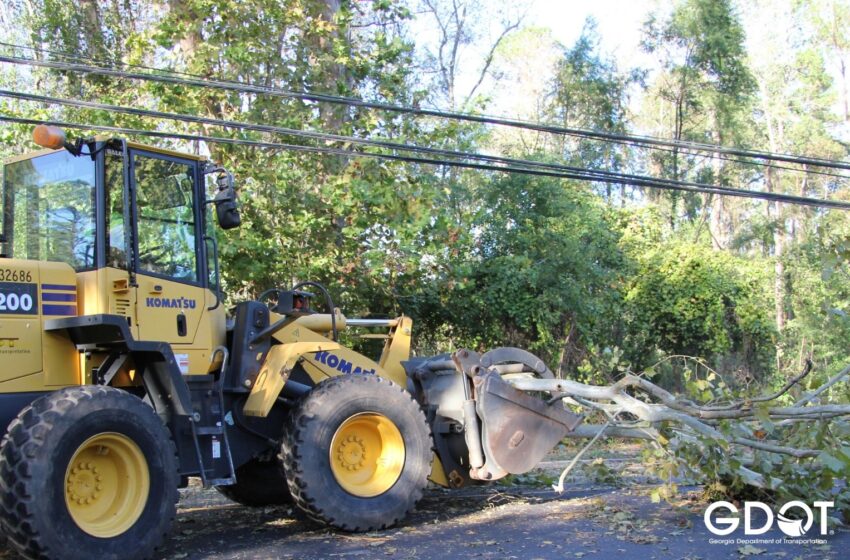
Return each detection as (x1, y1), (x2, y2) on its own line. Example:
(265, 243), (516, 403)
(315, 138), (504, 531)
(112, 298), (131, 316)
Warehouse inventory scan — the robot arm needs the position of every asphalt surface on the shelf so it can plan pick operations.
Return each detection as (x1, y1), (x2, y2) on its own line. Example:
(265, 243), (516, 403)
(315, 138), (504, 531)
(0, 450), (845, 560)
(153, 480), (848, 560)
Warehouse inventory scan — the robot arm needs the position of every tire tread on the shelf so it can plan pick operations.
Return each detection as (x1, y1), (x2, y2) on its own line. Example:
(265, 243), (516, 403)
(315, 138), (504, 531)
(280, 375), (433, 532)
(0, 386), (178, 560)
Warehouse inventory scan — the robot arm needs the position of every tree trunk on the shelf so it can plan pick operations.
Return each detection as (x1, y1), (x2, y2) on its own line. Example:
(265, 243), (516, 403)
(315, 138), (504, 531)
(315, 0), (351, 131)
(166, 0), (203, 64)
(774, 216), (785, 331)
(79, 0), (103, 54)
(766, 164), (785, 332)
(709, 110), (726, 249)
(841, 57), (849, 121)
(759, 79), (786, 334)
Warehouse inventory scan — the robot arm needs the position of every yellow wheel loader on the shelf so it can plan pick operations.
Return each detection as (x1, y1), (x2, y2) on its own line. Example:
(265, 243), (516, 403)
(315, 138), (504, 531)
(0, 126), (582, 560)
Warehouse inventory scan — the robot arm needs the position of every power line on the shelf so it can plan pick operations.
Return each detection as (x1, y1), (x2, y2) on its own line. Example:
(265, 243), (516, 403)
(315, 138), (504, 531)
(2, 45), (849, 174)
(3, 88), (838, 206)
(0, 88), (779, 196)
(2, 114), (848, 210)
(567, 129), (850, 181)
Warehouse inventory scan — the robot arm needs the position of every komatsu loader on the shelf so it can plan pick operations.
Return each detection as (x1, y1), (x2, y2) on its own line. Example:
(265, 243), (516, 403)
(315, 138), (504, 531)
(0, 126), (582, 560)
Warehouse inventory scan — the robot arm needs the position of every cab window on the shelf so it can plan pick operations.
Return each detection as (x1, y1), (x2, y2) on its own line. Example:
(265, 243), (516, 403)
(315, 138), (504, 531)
(3, 150), (96, 270)
(133, 154), (198, 282)
(105, 152), (126, 269)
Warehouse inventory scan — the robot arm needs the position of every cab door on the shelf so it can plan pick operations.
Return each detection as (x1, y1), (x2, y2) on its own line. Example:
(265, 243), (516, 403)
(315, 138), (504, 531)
(129, 150), (211, 373)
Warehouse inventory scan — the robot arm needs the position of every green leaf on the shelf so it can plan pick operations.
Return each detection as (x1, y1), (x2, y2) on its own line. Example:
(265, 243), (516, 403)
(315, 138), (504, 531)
(818, 452), (847, 474)
(650, 488), (661, 503)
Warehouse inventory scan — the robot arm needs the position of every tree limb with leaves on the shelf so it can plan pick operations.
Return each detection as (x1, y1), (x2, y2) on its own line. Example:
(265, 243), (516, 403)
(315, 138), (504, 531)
(510, 358), (850, 515)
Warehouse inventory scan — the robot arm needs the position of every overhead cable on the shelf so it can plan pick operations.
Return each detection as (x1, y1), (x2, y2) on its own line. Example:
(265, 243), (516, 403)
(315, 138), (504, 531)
(2, 88), (839, 204)
(1, 114), (848, 210)
(1, 46), (849, 173)
(0, 88), (778, 194)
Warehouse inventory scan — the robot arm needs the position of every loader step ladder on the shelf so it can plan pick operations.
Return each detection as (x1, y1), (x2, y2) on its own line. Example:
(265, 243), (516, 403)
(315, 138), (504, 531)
(188, 371), (237, 488)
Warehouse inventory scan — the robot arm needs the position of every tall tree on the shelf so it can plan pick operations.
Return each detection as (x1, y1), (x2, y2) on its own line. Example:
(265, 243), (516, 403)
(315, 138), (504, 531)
(744, 0), (846, 347)
(545, 19), (639, 201)
(485, 26), (560, 154)
(802, 0), (850, 121)
(413, 0), (527, 109)
(12, 0), (450, 315)
(641, 0), (755, 240)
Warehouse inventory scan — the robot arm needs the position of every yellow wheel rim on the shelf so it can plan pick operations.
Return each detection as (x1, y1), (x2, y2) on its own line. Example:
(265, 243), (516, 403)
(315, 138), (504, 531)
(64, 432), (150, 538)
(329, 412), (405, 497)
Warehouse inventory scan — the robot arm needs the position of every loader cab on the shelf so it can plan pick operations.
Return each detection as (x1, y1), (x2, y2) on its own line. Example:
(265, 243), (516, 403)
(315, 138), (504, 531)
(0, 128), (239, 386)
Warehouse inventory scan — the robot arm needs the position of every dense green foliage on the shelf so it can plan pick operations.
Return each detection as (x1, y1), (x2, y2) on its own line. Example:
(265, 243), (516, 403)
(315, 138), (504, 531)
(0, 0), (848, 515)
(625, 242), (776, 380)
(0, 0), (849, 399)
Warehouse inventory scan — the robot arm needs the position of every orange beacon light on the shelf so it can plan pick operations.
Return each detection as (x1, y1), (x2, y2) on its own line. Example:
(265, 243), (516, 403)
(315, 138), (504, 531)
(32, 124), (67, 150)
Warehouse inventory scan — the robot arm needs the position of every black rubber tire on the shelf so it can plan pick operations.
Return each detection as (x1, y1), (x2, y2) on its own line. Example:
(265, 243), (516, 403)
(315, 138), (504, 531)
(0, 386), (179, 560)
(281, 375), (432, 531)
(215, 455), (292, 506)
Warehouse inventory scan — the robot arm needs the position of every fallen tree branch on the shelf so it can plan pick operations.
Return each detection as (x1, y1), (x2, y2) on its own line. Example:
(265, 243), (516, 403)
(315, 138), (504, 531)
(566, 424), (658, 440)
(730, 437), (819, 458)
(702, 359), (812, 410)
(506, 363), (850, 490)
(794, 362), (850, 407)
(553, 419), (611, 493)
(513, 377), (850, 420)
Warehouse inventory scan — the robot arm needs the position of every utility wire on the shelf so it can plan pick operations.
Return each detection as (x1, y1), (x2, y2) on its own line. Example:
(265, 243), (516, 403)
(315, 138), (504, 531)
(2, 45), (849, 173)
(2, 49), (848, 182)
(0, 88), (785, 195)
(2, 114), (849, 210)
(4, 56), (846, 187)
(4, 88), (843, 206)
(567, 130), (850, 181)
(0, 88), (648, 187)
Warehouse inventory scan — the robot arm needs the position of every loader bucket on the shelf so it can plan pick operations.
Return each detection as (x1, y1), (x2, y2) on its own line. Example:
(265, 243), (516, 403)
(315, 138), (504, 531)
(407, 347), (583, 486)
(473, 370), (583, 480)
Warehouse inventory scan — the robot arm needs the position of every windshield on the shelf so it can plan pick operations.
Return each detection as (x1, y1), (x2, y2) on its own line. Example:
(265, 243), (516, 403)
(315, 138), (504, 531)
(2, 150), (96, 270)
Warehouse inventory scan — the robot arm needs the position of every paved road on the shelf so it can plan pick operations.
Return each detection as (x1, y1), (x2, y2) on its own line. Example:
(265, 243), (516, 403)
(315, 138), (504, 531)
(0, 458), (845, 560)
(154, 481), (848, 560)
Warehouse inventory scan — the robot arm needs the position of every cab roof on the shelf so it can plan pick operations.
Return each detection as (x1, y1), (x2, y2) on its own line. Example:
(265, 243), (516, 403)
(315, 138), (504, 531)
(126, 141), (208, 162)
(4, 136), (209, 165)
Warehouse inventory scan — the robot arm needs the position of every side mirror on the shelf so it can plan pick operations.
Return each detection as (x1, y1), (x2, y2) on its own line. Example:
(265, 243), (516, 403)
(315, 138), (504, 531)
(213, 172), (241, 230)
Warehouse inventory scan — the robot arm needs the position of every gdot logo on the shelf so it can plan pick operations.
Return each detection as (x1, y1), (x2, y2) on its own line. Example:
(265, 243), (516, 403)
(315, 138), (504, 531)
(704, 500), (833, 537)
